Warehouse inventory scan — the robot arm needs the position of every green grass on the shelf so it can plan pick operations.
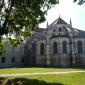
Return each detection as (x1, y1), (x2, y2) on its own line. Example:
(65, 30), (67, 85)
(0, 68), (85, 85)
(0, 67), (84, 74)
(1, 73), (85, 85)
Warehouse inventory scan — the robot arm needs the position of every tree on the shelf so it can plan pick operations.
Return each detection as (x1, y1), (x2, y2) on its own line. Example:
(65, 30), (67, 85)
(74, 0), (85, 5)
(0, 0), (58, 35)
(0, 0), (59, 54)
(0, 0), (84, 54)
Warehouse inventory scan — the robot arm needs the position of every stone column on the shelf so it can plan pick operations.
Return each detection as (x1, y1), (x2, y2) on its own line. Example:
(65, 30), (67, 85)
(70, 38), (76, 66)
(46, 44), (50, 66)
(46, 36), (50, 66)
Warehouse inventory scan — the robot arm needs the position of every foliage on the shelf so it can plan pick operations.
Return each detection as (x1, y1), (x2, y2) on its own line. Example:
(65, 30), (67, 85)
(0, 0), (84, 54)
(0, 0), (58, 35)
(74, 0), (85, 5)
(0, 0), (58, 54)
(0, 37), (5, 54)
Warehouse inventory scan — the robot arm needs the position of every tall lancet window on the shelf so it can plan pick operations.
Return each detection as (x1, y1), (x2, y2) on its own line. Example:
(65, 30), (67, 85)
(78, 41), (83, 53)
(62, 41), (67, 53)
(40, 43), (44, 55)
(53, 42), (57, 54)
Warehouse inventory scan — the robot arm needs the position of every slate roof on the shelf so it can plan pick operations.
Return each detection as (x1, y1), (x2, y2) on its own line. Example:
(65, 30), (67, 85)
(34, 28), (85, 38)
(76, 29), (85, 38)
(50, 28), (85, 38)
(34, 28), (46, 33)
(49, 17), (69, 28)
(31, 28), (46, 40)
(33, 17), (85, 38)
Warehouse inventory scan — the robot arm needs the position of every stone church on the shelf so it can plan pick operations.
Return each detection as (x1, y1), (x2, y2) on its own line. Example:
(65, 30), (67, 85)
(0, 16), (85, 67)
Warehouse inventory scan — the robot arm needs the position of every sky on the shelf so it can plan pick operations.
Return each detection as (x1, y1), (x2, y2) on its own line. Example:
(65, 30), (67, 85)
(39, 0), (85, 31)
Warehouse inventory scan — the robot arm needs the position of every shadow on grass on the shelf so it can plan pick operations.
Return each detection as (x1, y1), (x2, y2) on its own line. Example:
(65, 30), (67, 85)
(0, 77), (6, 85)
(0, 77), (64, 85)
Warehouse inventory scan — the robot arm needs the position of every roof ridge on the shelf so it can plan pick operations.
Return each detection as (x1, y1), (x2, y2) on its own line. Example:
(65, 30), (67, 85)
(48, 17), (69, 28)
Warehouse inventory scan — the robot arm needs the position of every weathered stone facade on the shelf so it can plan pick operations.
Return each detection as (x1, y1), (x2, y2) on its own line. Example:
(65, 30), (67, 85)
(26, 17), (85, 67)
(0, 17), (85, 68)
(0, 42), (25, 67)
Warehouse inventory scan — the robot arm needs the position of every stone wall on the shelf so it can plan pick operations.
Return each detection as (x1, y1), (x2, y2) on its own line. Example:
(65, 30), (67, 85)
(36, 37), (85, 67)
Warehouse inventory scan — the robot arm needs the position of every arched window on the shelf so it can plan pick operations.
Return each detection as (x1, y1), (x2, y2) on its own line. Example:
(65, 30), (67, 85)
(78, 41), (83, 53)
(1, 57), (5, 64)
(59, 27), (62, 32)
(53, 42), (57, 54)
(40, 43), (44, 55)
(11, 57), (15, 63)
(21, 57), (24, 63)
(62, 41), (67, 53)
(32, 43), (36, 52)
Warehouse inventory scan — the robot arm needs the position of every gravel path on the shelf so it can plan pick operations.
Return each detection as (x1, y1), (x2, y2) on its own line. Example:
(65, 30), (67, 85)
(0, 71), (85, 77)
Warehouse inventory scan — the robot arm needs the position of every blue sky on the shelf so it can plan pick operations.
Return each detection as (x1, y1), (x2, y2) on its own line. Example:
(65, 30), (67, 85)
(39, 0), (85, 31)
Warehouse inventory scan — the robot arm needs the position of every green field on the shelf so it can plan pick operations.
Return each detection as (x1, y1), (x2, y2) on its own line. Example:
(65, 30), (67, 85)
(0, 68), (85, 85)
(0, 67), (83, 74)
(0, 73), (85, 85)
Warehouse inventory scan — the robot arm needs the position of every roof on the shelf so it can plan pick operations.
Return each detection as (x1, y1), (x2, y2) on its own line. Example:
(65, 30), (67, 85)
(48, 17), (69, 28)
(30, 28), (46, 40)
(34, 28), (46, 33)
(66, 28), (85, 38)
(30, 18), (85, 39)
(50, 27), (85, 38)
(76, 29), (85, 38)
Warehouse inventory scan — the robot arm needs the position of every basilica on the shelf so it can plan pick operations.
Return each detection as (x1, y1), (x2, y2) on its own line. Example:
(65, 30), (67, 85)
(0, 16), (85, 67)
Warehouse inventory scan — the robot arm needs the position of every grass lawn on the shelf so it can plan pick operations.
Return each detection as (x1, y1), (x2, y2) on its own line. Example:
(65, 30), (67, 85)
(0, 72), (85, 85)
(0, 67), (84, 74)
